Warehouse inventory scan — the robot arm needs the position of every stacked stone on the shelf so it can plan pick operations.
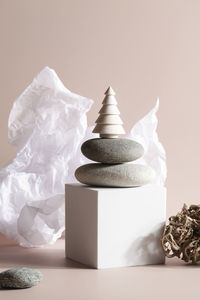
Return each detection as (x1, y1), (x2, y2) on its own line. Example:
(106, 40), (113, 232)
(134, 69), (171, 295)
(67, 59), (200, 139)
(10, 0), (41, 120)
(75, 87), (155, 187)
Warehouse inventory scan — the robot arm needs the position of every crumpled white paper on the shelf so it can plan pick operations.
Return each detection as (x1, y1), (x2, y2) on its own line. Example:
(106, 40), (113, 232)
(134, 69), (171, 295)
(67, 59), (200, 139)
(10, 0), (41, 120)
(126, 99), (167, 186)
(0, 67), (166, 247)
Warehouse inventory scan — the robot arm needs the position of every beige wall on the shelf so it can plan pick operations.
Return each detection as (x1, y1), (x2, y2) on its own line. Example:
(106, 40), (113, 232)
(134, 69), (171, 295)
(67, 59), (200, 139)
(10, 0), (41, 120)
(0, 0), (200, 217)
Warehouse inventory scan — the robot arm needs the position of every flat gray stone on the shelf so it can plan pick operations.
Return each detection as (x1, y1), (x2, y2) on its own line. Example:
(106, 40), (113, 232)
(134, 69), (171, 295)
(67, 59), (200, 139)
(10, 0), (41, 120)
(75, 163), (155, 187)
(81, 138), (144, 163)
(0, 268), (42, 289)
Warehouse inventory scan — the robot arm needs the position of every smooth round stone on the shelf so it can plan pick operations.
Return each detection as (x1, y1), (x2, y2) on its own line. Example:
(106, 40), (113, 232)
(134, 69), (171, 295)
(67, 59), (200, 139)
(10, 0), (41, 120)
(75, 163), (155, 187)
(0, 268), (42, 289)
(81, 138), (144, 163)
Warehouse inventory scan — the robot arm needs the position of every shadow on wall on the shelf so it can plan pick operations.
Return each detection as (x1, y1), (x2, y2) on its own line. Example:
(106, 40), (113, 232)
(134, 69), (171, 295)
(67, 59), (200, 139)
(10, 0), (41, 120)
(125, 223), (165, 266)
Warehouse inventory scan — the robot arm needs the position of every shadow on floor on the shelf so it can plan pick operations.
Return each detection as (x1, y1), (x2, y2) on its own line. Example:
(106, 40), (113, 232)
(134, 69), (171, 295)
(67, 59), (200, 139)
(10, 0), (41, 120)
(125, 224), (200, 269)
(0, 237), (88, 270)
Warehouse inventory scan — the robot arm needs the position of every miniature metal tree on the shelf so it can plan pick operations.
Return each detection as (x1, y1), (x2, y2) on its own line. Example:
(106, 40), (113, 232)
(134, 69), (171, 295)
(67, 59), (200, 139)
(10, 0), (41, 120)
(92, 86), (125, 138)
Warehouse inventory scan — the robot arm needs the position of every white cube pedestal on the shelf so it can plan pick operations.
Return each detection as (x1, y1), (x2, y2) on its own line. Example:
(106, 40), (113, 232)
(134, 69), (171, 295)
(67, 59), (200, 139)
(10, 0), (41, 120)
(65, 184), (166, 269)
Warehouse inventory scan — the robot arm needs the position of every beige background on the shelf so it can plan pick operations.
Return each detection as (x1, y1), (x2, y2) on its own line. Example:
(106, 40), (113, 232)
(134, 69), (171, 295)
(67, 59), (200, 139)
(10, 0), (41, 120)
(0, 0), (200, 218)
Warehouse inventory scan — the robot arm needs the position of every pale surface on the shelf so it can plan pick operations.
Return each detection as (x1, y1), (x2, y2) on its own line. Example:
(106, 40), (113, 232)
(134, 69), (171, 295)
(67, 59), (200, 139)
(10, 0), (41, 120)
(66, 184), (166, 268)
(0, 234), (199, 300)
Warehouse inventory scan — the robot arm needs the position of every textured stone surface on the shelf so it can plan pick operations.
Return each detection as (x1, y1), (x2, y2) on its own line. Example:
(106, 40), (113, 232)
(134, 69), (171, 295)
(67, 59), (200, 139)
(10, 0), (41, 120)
(0, 268), (42, 289)
(75, 163), (155, 187)
(81, 138), (144, 163)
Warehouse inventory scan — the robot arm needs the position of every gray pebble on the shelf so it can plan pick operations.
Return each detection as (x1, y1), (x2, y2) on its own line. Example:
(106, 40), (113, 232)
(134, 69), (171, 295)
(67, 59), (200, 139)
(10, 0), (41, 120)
(75, 163), (155, 187)
(81, 138), (144, 163)
(0, 268), (42, 289)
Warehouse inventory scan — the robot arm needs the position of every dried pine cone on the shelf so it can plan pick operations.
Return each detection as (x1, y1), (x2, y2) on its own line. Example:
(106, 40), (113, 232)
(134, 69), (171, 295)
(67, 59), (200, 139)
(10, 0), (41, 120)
(161, 204), (200, 263)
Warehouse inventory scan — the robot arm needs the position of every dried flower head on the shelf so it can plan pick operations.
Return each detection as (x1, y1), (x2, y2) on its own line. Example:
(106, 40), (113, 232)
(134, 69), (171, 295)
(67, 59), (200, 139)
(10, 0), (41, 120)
(161, 204), (200, 263)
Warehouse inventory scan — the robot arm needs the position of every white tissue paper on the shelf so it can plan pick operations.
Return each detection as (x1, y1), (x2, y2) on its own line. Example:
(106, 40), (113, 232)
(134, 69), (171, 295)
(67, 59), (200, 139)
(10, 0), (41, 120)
(0, 67), (166, 247)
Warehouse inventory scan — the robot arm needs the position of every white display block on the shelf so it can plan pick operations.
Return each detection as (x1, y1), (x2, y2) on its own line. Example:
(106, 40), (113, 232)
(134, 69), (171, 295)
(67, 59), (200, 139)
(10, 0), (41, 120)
(65, 184), (166, 269)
